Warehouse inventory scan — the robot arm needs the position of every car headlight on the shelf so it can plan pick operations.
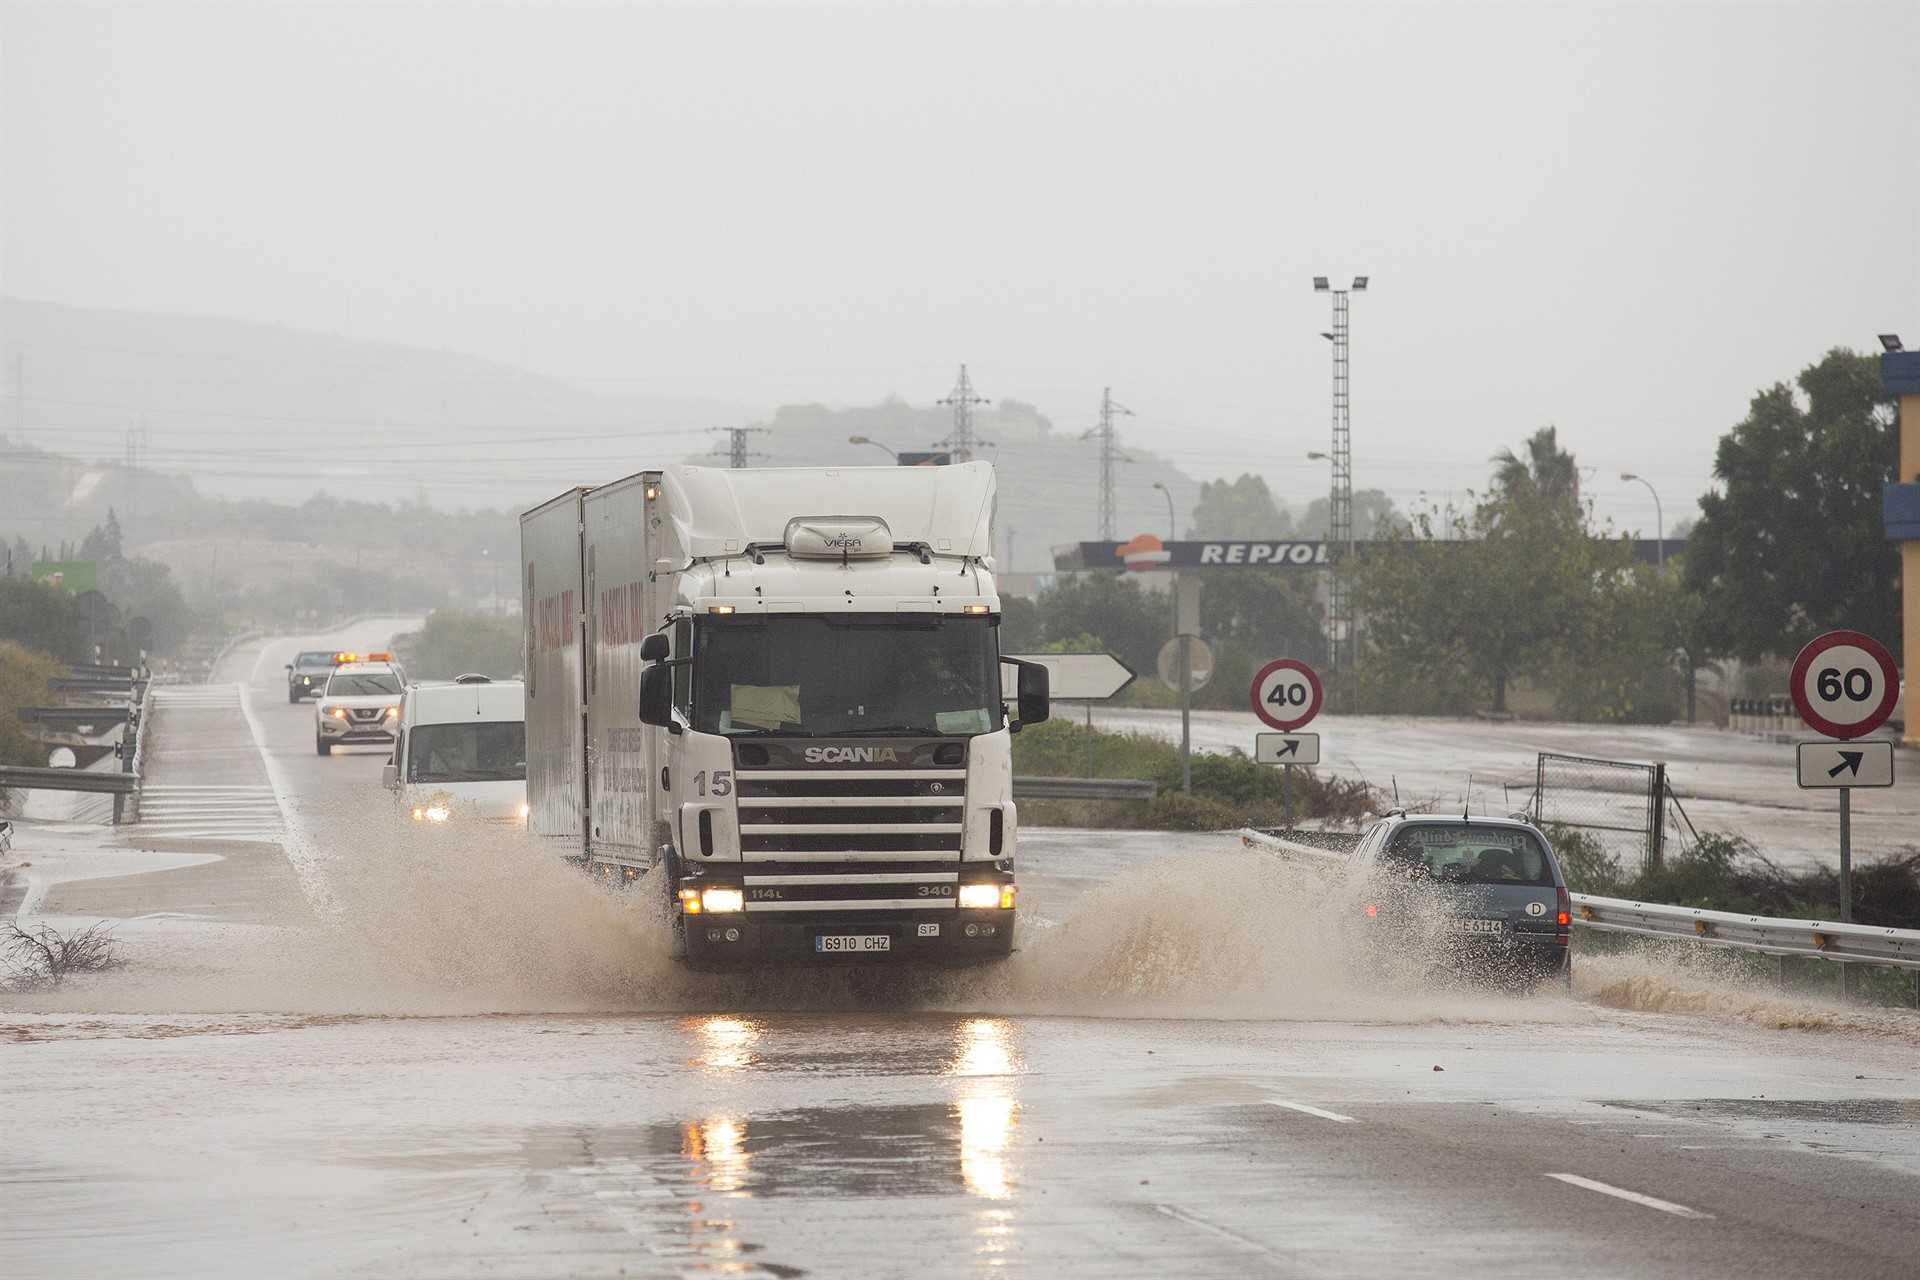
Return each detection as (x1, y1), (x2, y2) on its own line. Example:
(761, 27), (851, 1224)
(700, 887), (745, 914)
(328, 707), (347, 720)
(384, 706), (399, 719)
(518, 802), (531, 820)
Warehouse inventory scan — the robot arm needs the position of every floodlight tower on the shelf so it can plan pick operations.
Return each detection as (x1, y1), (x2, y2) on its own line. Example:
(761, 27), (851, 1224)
(936, 364), (992, 462)
(1313, 274), (1368, 685)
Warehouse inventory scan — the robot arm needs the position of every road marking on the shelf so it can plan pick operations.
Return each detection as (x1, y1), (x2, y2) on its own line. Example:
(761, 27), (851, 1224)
(1151, 1205), (1273, 1255)
(1544, 1173), (1713, 1219)
(1266, 1099), (1358, 1124)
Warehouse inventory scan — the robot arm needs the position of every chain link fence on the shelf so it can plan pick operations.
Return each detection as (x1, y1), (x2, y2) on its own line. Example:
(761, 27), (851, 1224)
(1531, 751), (1673, 873)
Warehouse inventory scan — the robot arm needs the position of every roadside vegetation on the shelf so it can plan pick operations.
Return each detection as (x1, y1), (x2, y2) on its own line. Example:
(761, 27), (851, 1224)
(0, 640), (63, 768)
(1012, 718), (1372, 830)
(1, 920), (124, 989)
(1013, 348), (1897, 725)
(400, 609), (522, 681)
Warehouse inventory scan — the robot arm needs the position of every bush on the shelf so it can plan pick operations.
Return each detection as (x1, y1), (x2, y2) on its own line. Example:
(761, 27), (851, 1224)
(408, 610), (522, 680)
(0, 641), (62, 768)
(2, 920), (124, 988)
(1011, 718), (1375, 830)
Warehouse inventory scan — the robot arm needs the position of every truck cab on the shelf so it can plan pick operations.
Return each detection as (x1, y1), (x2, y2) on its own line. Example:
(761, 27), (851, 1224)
(521, 463), (1048, 970)
(384, 676), (528, 826)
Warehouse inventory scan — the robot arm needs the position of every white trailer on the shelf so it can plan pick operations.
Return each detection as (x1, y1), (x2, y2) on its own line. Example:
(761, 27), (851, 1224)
(520, 462), (1050, 968)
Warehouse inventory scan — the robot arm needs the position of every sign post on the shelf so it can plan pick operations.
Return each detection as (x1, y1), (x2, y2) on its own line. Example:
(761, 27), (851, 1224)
(1252, 659), (1324, 826)
(1790, 630), (1901, 951)
(1157, 631), (1214, 794)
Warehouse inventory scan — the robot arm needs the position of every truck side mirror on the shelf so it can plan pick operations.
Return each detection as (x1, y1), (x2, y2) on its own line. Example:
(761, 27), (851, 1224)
(640, 632), (670, 663)
(639, 665), (678, 731)
(382, 762), (400, 790)
(1007, 659), (1050, 733)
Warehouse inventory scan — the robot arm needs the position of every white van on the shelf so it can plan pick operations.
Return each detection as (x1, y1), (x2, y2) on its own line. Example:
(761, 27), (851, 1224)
(384, 675), (528, 825)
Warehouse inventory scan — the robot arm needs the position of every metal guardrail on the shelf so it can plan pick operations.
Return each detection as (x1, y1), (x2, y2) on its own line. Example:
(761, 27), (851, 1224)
(0, 766), (139, 796)
(22, 706), (131, 728)
(1237, 828), (1920, 974)
(1571, 895), (1920, 970)
(1013, 776), (1158, 802)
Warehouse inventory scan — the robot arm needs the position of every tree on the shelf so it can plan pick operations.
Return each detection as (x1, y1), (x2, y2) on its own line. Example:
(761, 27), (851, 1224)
(1685, 349), (1900, 662)
(410, 610), (523, 680)
(1030, 573), (1167, 677)
(1294, 489), (1401, 540)
(79, 509), (124, 561)
(1189, 474), (1291, 538)
(1491, 426), (1579, 505)
(0, 579), (89, 662)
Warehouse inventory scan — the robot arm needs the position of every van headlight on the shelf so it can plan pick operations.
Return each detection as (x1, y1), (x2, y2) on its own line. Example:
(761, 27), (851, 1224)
(518, 802), (531, 821)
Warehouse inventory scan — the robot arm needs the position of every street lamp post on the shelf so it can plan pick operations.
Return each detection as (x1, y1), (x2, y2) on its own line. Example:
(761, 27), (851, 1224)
(1150, 481), (1177, 540)
(848, 435), (899, 463)
(1621, 473), (1665, 569)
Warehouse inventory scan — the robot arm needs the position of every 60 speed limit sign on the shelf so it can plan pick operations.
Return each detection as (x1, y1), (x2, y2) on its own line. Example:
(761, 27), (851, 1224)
(1789, 630), (1901, 741)
(1251, 658), (1322, 732)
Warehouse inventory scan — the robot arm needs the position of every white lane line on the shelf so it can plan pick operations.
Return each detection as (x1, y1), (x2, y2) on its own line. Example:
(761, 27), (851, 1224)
(1266, 1099), (1358, 1124)
(1151, 1205), (1273, 1256)
(1545, 1173), (1713, 1219)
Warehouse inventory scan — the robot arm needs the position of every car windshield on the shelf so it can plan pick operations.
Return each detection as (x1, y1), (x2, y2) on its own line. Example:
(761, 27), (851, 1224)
(296, 651), (335, 667)
(328, 673), (401, 697)
(692, 615), (1001, 738)
(407, 721), (526, 784)
(1380, 824), (1555, 886)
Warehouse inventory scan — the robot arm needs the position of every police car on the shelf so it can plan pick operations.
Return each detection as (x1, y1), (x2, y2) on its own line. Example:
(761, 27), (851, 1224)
(314, 655), (406, 756)
(1339, 811), (1573, 990)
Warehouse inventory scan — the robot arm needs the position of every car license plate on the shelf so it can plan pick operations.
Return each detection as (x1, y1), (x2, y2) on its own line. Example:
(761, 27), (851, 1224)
(815, 933), (891, 954)
(1457, 918), (1506, 935)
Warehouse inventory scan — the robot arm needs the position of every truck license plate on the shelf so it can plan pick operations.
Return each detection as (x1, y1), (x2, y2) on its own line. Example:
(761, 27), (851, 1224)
(816, 934), (891, 954)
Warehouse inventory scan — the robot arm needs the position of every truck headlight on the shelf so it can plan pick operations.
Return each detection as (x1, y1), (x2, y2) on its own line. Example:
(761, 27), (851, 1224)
(958, 883), (1009, 911)
(700, 887), (745, 914)
(518, 802), (531, 820)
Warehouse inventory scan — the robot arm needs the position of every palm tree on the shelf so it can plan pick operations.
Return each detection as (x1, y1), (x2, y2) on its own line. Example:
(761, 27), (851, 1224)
(1491, 426), (1579, 505)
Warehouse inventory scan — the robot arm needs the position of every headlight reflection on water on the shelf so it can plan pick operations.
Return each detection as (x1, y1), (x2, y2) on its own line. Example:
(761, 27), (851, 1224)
(693, 1015), (761, 1073)
(681, 1115), (751, 1195)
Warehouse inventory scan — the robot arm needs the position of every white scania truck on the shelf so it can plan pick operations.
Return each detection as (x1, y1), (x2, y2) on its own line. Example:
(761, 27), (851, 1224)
(519, 462), (1049, 968)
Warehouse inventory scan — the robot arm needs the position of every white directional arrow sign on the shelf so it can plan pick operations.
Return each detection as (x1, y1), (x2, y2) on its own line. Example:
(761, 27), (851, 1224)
(1796, 740), (1894, 790)
(1003, 652), (1136, 702)
(1255, 732), (1320, 766)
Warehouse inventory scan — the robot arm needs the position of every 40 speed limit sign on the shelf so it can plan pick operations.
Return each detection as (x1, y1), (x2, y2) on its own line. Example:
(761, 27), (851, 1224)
(1251, 658), (1323, 732)
(1789, 629), (1901, 741)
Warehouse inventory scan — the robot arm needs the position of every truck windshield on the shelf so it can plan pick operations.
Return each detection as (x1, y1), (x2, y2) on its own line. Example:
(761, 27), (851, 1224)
(407, 721), (527, 783)
(693, 615), (1002, 738)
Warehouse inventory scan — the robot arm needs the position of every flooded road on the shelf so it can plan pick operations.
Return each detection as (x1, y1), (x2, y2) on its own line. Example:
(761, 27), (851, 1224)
(6, 624), (1920, 1278)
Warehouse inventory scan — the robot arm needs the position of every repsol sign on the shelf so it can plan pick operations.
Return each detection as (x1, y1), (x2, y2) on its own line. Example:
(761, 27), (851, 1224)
(1067, 539), (1335, 571)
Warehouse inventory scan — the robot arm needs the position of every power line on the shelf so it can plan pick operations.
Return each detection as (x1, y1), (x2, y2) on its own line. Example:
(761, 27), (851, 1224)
(935, 364), (991, 462)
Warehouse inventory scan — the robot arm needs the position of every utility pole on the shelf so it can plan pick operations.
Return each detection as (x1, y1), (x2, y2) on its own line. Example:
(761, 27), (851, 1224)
(936, 364), (991, 462)
(707, 425), (772, 469)
(9, 353), (22, 445)
(1086, 387), (1133, 541)
(1313, 275), (1367, 697)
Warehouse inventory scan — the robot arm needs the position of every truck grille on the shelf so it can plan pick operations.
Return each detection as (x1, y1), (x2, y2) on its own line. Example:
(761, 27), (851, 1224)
(732, 739), (966, 872)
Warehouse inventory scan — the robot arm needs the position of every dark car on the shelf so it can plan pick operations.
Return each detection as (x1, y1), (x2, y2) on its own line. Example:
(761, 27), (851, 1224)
(286, 650), (341, 703)
(1340, 813), (1572, 990)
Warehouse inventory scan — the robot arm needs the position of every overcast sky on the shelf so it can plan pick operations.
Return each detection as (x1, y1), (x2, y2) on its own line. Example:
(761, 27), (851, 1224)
(4, 0), (1916, 534)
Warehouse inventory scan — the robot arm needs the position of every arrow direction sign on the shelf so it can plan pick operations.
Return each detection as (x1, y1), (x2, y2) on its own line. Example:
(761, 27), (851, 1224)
(1255, 732), (1321, 766)
(1003, 652), (1136, 702)
(1797, 740), (1894, 790)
